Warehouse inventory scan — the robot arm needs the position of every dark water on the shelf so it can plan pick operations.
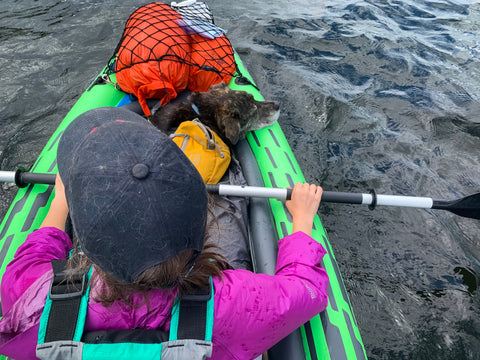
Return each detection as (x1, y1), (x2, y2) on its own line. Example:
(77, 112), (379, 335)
(1, 1), (479, 359)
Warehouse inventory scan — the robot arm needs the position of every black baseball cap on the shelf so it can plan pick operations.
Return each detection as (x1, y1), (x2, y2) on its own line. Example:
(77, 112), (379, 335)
(57, 107), (207, 283)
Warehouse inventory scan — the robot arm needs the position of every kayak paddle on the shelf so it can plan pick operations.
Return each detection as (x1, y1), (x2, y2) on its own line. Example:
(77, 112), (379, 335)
(206, 184), (480, 220)
(1, 169), (479, 220)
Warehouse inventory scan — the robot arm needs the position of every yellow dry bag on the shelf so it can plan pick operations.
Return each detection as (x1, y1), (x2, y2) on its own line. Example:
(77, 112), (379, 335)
(171, 119), (231, 184)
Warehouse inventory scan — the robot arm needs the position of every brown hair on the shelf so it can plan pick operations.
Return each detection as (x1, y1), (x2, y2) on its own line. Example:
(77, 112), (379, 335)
(68, 244), (229, 308)
(67, 196), (231, 308)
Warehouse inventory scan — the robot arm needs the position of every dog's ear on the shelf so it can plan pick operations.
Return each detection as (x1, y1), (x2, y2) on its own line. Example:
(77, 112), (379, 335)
(224, 120), (240, 145)
(216, 104), (241, 145)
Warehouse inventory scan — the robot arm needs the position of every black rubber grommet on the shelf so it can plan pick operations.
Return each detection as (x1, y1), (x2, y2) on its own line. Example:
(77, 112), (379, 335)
(15, 168), (27, 188)
(368, 188), (377, 211)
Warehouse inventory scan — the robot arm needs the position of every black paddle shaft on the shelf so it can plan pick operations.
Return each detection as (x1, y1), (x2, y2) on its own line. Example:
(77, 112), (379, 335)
(15, 170), (56, 188)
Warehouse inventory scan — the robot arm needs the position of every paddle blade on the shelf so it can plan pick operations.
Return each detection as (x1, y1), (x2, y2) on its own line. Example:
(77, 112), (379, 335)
(432, 193), (480, 220)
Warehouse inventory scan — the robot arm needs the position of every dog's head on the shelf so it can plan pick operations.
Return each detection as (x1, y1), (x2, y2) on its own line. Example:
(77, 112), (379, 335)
(206, 83), (280, 145)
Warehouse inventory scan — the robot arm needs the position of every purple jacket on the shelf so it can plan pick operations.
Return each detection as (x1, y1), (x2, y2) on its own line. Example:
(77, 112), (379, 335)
(0, 227), (328, 360)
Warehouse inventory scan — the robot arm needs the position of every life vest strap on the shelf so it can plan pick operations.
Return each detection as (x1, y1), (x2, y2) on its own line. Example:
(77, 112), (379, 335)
(44, 259), (87, 342)
(40, 259), (213, 345)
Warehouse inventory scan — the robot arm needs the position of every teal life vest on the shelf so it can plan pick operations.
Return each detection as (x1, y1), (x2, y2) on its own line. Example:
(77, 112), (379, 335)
(36, 259), (214, 360)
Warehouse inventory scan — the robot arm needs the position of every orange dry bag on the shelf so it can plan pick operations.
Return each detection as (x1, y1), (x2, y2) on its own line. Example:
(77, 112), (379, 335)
(112, 2), (236, 117)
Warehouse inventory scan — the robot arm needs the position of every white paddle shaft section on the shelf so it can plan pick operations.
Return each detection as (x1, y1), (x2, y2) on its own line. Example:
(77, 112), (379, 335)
(0, 171), (16, 183)
(362, 193), (433, 209)
(216, 184), (288, 199)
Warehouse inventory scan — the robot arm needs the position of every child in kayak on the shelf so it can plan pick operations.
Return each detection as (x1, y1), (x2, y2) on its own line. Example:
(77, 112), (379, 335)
(0, 107), (329, 360)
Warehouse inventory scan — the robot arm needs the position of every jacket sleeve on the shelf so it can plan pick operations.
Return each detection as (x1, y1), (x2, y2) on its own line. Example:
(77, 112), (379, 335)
(212, 231), (329, 359)
(0, 227), (72, 314)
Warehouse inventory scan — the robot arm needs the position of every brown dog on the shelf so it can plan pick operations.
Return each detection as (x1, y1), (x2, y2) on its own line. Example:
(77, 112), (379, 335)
(150, 83), (280, 145)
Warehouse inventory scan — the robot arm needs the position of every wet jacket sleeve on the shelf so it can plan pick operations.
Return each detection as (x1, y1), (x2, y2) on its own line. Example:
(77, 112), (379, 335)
(0, 227), (72, 314)
(212, 231), (329, 360)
